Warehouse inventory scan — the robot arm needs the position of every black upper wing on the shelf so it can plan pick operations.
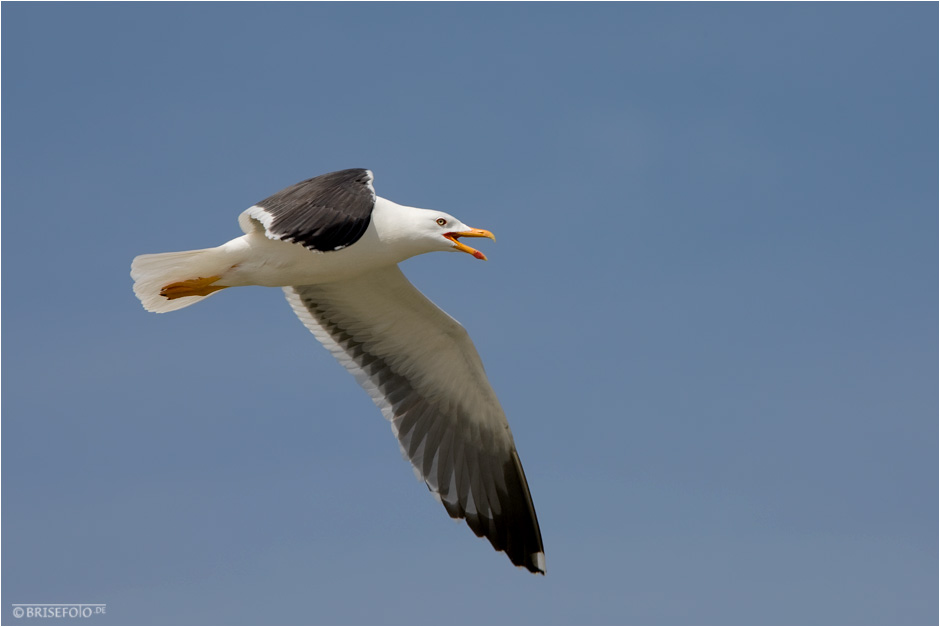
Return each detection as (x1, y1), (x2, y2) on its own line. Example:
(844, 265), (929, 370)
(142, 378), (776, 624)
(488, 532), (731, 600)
(248, 168), (376, 252)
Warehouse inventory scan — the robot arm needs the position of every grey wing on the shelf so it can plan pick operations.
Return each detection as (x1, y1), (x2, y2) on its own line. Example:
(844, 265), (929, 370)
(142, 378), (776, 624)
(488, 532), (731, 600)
(284, 266), (545, 574)
(239, 168), (375, 252)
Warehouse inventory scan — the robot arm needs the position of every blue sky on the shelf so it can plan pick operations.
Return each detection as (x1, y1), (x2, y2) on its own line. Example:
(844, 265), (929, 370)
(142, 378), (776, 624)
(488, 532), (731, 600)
(2, 3), (936, 625)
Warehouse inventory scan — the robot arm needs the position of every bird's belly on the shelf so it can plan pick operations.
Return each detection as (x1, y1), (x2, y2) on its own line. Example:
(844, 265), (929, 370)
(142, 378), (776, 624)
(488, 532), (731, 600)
(219, 234), (389, 287)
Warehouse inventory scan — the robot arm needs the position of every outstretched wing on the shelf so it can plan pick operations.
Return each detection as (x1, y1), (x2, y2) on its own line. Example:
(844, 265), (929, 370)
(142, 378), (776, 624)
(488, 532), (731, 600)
(239, 168), (375, 252)
(284, 266), (545, 574)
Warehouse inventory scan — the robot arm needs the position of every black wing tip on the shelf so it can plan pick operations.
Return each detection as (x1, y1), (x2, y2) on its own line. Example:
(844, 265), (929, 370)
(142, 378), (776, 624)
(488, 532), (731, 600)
(456, 510), (546, 575)
(524, 551), (547, 575)
(498, 531), (547, 575)
(432, 450), (546, 575)
(439, 504), (546, 574)
(504, 449), (546, 575)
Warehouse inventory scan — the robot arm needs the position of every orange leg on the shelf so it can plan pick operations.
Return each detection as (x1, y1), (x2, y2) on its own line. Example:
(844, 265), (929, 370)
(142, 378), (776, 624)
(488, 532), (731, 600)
(160, 275), (227, 300)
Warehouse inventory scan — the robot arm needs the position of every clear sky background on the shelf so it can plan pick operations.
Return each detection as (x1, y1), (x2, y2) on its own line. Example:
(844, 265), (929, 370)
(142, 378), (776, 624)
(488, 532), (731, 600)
(2, 3), (936, 625)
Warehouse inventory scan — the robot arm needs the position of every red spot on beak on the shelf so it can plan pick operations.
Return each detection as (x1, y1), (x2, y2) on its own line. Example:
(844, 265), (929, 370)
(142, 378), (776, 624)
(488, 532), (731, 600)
(444, 228), (495, 260)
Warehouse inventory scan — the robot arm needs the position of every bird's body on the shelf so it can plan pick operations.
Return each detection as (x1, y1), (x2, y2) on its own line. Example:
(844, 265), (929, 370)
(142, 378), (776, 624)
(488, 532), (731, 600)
(150, 197), (428, 291)
(131, 169), (545, 574)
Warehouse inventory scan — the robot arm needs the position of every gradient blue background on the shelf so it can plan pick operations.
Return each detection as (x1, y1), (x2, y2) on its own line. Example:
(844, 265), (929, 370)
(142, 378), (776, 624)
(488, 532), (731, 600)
(2, 3), (936, 625)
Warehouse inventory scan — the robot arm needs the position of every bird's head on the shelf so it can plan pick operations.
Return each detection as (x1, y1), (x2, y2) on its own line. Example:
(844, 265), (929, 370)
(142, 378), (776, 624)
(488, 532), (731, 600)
(378, 202), (495, 261)
(414, 210), (495, 260)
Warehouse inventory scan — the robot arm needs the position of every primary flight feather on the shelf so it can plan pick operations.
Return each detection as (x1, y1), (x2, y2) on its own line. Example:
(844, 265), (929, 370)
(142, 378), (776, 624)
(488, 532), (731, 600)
(131, 168), (545, 574)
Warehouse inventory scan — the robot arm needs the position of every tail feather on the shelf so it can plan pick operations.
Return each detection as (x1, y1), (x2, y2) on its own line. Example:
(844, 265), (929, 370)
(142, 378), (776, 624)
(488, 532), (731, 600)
(131, 248), (226, 313)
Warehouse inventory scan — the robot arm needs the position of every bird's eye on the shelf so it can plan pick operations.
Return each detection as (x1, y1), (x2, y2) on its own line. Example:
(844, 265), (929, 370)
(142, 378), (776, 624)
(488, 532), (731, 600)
(436, 218), (447, 226)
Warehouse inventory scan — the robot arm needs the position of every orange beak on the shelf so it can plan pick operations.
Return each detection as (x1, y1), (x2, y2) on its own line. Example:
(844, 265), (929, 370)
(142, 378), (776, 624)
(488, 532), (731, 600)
(443, 228), (496, 260)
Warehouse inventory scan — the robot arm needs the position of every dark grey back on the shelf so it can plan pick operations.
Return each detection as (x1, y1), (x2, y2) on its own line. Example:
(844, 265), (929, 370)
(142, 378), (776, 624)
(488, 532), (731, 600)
(255, 168), (376, 252)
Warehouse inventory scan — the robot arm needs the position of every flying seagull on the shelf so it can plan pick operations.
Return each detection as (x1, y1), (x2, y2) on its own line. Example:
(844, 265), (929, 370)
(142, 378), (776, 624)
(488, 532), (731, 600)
(131, 168), (545, 574)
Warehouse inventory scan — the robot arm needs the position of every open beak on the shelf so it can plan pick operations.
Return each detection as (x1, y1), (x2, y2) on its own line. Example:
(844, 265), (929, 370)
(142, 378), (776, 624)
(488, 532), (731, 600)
(444, 228), (495, 260)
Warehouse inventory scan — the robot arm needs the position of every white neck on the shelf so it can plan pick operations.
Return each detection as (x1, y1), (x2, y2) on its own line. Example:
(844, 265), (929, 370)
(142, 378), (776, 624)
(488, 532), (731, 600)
(371, 196), (436, 262)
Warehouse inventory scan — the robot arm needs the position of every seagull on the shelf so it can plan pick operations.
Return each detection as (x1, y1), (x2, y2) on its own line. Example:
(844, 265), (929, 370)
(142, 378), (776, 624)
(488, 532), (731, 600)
(131, 168), (545, 574)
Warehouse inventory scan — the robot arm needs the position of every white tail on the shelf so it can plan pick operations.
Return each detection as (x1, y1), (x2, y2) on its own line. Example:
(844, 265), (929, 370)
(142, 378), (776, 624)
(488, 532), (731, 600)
(131, 248), (227, 313)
